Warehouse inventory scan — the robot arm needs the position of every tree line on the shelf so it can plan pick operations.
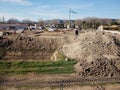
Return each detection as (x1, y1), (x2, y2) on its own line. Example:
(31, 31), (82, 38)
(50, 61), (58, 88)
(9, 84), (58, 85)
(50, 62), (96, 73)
(0, 17), (120, 30)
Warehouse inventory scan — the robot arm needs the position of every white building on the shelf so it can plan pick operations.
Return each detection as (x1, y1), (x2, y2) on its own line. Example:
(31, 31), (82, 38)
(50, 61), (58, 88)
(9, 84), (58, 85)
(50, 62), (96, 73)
(98, 25), (103, 31)
(28, 24), (37, 30)
(0, 31), (4, 36)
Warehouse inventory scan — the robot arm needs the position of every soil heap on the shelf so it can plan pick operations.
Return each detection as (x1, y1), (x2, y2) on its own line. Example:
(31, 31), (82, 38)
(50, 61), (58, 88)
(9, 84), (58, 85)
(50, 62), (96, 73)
(61, 31), (120, 77)
(0, 33), (71, 60)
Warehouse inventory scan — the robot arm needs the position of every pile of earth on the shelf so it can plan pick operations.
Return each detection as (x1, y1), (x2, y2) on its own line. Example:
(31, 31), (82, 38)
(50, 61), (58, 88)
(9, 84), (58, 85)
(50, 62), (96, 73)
(0, 34), (72, 60)
(61, 31), (120, 77)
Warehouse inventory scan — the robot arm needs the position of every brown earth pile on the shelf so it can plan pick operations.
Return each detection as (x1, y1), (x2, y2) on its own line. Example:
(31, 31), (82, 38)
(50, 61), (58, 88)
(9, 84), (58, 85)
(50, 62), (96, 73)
(0, 34), (70, 60)
(61, 31), (120, 77)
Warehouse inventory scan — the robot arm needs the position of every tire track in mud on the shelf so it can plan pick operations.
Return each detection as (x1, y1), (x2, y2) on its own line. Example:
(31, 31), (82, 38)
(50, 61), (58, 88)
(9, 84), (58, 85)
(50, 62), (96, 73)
(0, 77), (120, 88)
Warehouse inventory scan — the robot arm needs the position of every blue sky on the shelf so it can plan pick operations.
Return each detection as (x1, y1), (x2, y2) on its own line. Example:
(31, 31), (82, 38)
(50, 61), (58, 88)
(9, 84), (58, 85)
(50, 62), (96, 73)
(0, 0), (120, 21)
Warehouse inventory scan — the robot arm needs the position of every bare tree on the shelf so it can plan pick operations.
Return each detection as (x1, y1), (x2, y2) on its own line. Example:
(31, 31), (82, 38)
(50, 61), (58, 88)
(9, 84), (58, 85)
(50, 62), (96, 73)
(75, 19), (82, 29)
(51, 19), (60, 27)
(8, 18), (20, 24)
(84, 17), (99, 29)
(22, 19), (33, 24)
(82, 17), (113, 29)
(100, 18), (112, 25)
(63, 20), (69, 28)
(38, 19), (45, 26)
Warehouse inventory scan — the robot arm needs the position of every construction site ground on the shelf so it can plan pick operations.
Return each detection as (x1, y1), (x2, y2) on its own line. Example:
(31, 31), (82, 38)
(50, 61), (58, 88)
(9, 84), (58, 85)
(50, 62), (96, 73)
(0, 29), (120, 90)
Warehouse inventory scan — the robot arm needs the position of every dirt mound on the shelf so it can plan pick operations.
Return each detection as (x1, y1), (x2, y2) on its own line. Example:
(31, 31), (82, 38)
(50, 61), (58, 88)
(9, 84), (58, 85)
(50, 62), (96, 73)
(0, 34), (71, 60)
(0, 37), (13, 59)
(61, 31), (120, 77)
(75, 54), (120, 77)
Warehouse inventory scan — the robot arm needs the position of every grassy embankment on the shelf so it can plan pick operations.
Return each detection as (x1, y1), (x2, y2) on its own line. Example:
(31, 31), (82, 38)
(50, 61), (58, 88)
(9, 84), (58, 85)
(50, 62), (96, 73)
(0, 60), (77, 74)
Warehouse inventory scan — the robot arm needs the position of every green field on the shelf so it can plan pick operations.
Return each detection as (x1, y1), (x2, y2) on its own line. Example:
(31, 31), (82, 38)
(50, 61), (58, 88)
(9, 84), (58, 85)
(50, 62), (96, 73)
(0, 60), (77, 74)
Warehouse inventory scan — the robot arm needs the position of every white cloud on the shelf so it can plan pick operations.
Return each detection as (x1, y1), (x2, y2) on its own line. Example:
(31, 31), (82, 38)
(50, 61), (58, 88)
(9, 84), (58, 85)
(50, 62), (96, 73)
(0, 2), (94, 21)
(0, 12), (31, 21)
(29, 6), (63, 19)
(0, 11), (46, 21)
(0, 0), (32, 5)
(37, 5), (51, 9)
(62, 3), (94, 10)
(33, 12), (66, 19)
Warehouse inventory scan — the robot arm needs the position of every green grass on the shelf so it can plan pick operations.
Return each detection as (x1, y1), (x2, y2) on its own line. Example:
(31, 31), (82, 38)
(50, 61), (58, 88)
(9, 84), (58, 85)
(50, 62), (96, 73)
(0, 60), (77, 74)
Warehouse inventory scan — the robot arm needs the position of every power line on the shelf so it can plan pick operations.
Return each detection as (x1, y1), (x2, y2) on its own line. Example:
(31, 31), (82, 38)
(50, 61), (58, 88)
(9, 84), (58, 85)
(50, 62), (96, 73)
(69, 8), (78, 29)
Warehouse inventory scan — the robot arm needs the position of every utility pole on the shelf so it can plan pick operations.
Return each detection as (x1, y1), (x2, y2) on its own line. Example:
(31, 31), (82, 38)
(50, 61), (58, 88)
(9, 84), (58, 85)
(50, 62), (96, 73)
(69, 8), (71, 29)
(0, 18), (1, 23)
(2, 16), (5, 23)
(69, 8), (77, 29)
